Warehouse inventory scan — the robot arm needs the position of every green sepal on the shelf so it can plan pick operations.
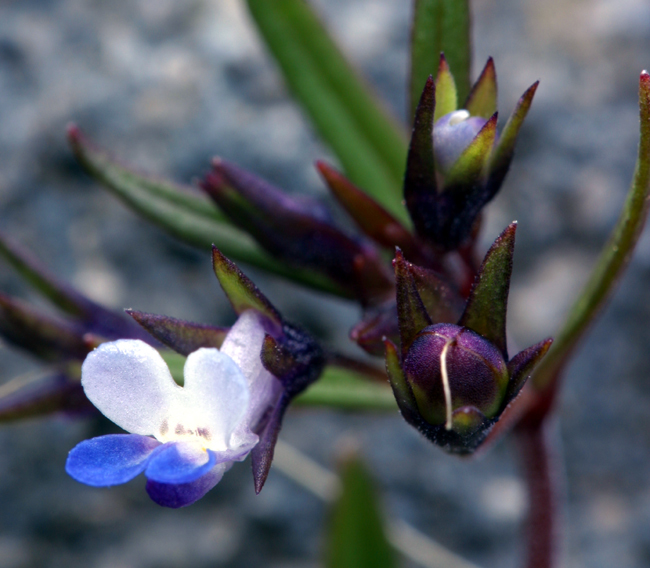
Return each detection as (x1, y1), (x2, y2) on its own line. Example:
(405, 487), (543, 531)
(506, 338), (552, 402)
(451, 405), (486, 435)
(125, 310), (229, 356)
(407, 262), (464, 323)
(394, 248), (432, 358)
(384, 338), (417, 413)
(444, 112), (498, 191)
(464, 57), (498, 119)
(459, 222), (516, 358)
(404, 76), (437, 237)
(211, 247), (282, 330)
(487, 81), (539, 197)
(433, 54), (458, 121)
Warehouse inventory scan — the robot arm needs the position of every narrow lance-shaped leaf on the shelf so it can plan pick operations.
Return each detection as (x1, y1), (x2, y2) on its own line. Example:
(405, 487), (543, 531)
(459, 222), (517, 358)
(0, 294), (92, 362)
(245, 0), (409, 223)
(316, 161), (422, 261)
(464, 57), (498, 118)
(434, 54), (458, 121)
(410, 0), (471, 117)
(0, 371), (93, 423)
(212, 247), (282, 332)
(125, 310), (229, 356)
(68, 125), (227, 222)
(68, 127), (346, 296)
(394, 249), (432, 358)
(486, 81), (539, 200)
(325, 454), (397, 568)
(531, 71), (650, 391)
(0, 232), (150, 342)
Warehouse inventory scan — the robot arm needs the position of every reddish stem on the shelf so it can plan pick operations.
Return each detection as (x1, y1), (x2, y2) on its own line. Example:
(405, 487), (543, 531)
(516, 417), (562, 568)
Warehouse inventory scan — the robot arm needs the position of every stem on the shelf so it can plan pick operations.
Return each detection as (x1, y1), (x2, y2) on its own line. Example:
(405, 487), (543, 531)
(516, 417), (562, 568)
(532, 71), (650, 392)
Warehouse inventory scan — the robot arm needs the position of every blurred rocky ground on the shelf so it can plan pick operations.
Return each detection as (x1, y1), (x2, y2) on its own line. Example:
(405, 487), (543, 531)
(0, 0), (649, 566)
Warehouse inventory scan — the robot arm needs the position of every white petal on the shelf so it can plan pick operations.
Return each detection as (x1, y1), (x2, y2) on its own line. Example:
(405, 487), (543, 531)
(81, 339), (179, 436)
(220, 310), (283, 430)
(170, 348), (250, 451)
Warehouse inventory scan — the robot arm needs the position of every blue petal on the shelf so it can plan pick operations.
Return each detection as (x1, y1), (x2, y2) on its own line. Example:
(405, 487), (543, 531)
(146, 464), (227, 508)
(145, 441), (217, 484)
(66, 434), (161, 487)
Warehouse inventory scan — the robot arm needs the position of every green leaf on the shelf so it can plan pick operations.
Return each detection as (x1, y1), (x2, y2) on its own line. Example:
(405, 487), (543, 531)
(245, 0), (409, 225)
(410, 0), (471, 118)
(532, 71), (650, 390)
(68, 126), (347, 297)
(326, 455), (396, 568)
(294, 365), (396, 410)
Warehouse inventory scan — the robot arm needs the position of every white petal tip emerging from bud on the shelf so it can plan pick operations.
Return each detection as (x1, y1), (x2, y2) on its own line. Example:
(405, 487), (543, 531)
(447, 110), (471, 126)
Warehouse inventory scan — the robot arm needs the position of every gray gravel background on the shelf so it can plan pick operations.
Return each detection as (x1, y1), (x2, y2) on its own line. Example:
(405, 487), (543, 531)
(0, 0), (649, 566)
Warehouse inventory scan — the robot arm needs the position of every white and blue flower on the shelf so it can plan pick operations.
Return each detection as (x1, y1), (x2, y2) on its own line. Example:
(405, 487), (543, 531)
(66, 310), (282, 508)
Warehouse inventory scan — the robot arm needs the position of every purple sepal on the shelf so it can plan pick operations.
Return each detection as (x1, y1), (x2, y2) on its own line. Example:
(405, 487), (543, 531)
(126, 309), (229, 356)
(66, 434), (160, 487)
(144, 442), (217, 485)
(251, 394), (290, 494)
(146, 466), (225, 508)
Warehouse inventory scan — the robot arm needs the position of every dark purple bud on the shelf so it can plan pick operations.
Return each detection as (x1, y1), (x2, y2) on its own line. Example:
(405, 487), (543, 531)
(203, 160), (393, 305)
(433, 111), (490, 174)
(403, 324), (509, 428)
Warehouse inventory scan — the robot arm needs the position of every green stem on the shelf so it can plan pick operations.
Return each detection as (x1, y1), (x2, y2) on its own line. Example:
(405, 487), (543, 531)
(532, 71), (650, 391)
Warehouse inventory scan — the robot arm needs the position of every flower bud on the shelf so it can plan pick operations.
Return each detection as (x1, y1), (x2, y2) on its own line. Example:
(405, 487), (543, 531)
(403, 323), (508, 429)
(433, 111), (490, 174)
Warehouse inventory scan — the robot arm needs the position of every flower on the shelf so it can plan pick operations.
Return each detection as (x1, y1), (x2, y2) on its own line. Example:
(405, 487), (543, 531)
(66, 310), (282, 508)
